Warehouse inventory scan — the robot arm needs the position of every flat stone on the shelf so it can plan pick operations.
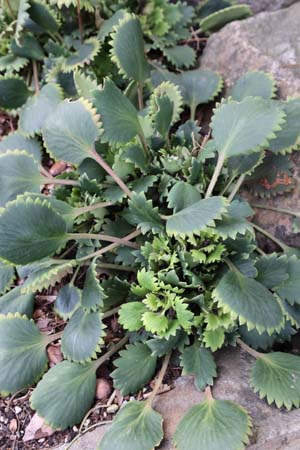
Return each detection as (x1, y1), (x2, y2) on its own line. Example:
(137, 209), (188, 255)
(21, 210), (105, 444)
(54, 347), (300, 450)
(238, 0), (298, 14)
(200, 3), (300, 248)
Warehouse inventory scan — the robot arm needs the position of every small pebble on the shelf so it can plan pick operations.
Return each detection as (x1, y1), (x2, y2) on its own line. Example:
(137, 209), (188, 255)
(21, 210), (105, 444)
(14, 406), (22, 414)
(38, 438), (45, 443)
(73, 426), (78, 432)
(107, 404), (119, 414)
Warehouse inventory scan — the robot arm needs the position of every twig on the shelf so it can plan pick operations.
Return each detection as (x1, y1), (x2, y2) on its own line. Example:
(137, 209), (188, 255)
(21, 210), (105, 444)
(205, 152), (225, 198)
(228, 174), (245, 202)
(146, 352), (171, 407)
(102, 307), (120, 319)
(76, 0), (84, 43)
(68, 232), (139, 249)
(94, 335), (129, 370)
(32, 60), (40, 94)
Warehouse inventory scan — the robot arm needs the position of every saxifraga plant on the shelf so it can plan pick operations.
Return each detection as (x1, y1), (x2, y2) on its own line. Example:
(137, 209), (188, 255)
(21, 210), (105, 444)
(1, 6), (300, 450)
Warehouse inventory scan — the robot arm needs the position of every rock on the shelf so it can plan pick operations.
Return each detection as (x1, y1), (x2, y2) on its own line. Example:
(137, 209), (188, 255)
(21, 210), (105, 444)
(238, 0), (298, 13)
(55, 347), (300, 450)
(200, 3), (300, 248)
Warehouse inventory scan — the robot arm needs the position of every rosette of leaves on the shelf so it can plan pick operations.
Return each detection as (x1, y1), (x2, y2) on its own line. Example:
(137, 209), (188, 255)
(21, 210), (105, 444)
(1, 8), (300, 449)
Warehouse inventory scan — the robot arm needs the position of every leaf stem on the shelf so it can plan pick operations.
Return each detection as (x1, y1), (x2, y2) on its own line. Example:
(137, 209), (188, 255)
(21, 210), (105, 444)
(76, 0), (84, 43)
(94, 335), (129, 370)
(137, 82), (144, 110)
(221, 174), (236, 196)
(146, 351), (171, 407)
(68, 232), (139, 248)
(5, 0), (14, 17)
(102, 306), (120, 319)
(90, 149), (132, 198)
(228, 174), (246, 202)
(205, 152), (225, 198)
(32, 60), (40, 94)
(251, 223), (287, 251)
(45, 331), (63, 344)
(138, 132), (149, 158)
(77, 229), (142, 262)
(96, 262), (136, 272)
(252, 203), (300, 218)
(236, 338), (262, 359)
(42, 177), (80, 186)
(74, 201), (114, 216)
(205, 386), (213, 402)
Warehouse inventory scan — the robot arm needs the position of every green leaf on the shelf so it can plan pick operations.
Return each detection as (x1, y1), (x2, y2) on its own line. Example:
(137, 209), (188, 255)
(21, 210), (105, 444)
(211, 97), (285, 158)
(176, 69), (223, 118)
(31, 361), (96, 429)
(150, 81), (183, 125)
(167, 181), (201, 213)
(94, 78), (142, 144)
(202, 328), (225, 352)
(15, 0), (30, 44)
(110, 14), (150, 83)
(166, 196), (228, 236)
(19, 83), (63, 136)
(119, 302), (147, 331)
(0, 54), (28, 73)
(198, 0), (232, 19)
(0, 76), (31, 110)
(147, 330), (188, 357)
(0, 286), (34, 317)
(200, 5), (252, 33)
(251, 352), (300, 409)
(124, 192), (164, 234)
(142, 311), (169, 335)
(269, 98), (300, 154)
(74, 70), (98, 102)
(0, 150), (43, 206)
(255, 253), (289, 289)
(28, 0), (59, 33)
(228, 151), (264, 177)
(112, 343), (157, 395)
(213, 200), (254, 239)
(0, 314), (48, 395)
(81, 260), (106, 311)
(274, 256), (300, 305)
(99, 401), (163, 450)
(62, 38), (101, 72)
(150, 94), (174, 137)
(62, 307), (103, 362)
(0, 131), (41, 161)
(163, 45), (196, 69)
(180, 342), (216, 391)
(0, 261), (15, 295)
(43, 98), (101, 165)
(54, 284), (81, 319)
(230, 71), (276, 101)
(0, 197), (68, 265)
(213, 269), (284, 334)
(98, 9), (127, 41)
(11, 34), (44, 61)
(174, 398), (251, 450)
(20, 259), (76, 294)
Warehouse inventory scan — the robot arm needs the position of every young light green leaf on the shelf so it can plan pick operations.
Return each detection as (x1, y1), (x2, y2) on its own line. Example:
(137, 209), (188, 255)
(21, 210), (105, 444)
(230, 72), (276, 101)
(200, 4), (252, 32)
(110, 14), (150, 83)
(180, 342), (216, 391)
(93, 78), (142, 144)
(211, 97), (285, 158)
(118, 302), (147, 331)
(0, 151), (43, 206)
(202, 328), (225, 352)
(174, 398), (252, 450)
(0, 76), (31, 110)
(19, 83), (63, 136)
(274, 256), (300, 305)
(0, 197), (68, 265)
(0, 131), (41, 161)
(62, 307), (103, 362)
(82, 260), (106, 311)
(99, 401), (163, 450)
(43, 98), (101, 165)
(213, 269), (284, 334)
(54, 284), (81, 319)
(166, 196), (228, 236)
(0, 314), (48, 395)
(251, 352), (300, 409)
(112, 343), (157, 395)
(30, 361), (96, 429)
(0, 286), (34, 317)
(124, 192), (164, 234)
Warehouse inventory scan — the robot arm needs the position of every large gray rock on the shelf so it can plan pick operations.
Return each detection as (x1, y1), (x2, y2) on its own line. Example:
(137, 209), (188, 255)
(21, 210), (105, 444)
(239, 0), (299, 14)
(200, 3), (300, 248)
(55, 348), (300, 450)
